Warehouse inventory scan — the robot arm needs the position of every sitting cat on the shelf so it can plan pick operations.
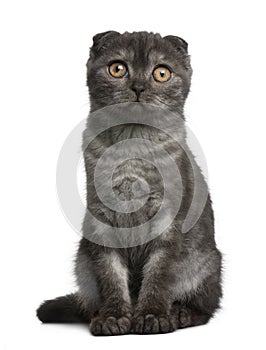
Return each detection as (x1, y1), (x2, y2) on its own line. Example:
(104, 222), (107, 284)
(37, 31), (222, 336)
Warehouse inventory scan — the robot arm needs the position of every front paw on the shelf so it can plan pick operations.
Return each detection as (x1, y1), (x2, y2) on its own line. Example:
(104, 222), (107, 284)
(90, 314), (131, 336)
(132, 314), (177, 334)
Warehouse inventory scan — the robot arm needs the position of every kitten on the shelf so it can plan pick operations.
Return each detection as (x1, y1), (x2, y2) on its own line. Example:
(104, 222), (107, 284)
(37, 31), (222, 335)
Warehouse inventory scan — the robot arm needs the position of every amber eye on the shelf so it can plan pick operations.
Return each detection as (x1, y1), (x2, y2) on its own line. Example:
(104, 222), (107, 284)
(153, 66), (171, 82)
(109, 62), (128, 78)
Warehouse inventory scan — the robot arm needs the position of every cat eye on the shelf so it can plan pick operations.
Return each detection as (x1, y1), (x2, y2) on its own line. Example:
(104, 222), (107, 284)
(109, 62), (128, 78)
(153, 66), (171, 83)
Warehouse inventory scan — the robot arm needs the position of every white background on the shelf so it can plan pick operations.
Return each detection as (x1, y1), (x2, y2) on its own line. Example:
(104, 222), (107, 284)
(1, 0), (265, 349)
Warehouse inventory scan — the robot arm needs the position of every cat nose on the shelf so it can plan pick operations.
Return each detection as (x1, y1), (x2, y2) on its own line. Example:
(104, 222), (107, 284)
(131, 85), (145, 98)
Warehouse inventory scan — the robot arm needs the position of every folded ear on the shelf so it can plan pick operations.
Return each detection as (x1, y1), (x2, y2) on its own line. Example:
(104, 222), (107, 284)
(92, 31), (120, 51)
(164, 35), (188, 52)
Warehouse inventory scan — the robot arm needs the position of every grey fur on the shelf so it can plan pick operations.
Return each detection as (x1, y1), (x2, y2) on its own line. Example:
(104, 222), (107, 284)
(37, 31), (222, 336)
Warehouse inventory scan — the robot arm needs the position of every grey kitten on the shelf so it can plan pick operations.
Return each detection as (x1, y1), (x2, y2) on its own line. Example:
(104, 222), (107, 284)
(37, 31), (222, 335)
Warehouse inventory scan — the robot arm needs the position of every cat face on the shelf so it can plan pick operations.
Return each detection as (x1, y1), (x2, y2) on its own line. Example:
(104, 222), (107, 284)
(87, 31), (192, 112)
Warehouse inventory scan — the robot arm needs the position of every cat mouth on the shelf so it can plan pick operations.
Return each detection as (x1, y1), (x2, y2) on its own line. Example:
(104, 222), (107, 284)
(133, 97), (142, 103)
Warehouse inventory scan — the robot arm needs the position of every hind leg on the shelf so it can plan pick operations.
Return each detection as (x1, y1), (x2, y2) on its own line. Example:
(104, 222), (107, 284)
(170, 303), (211, 328)
(171, 271), (222, 329)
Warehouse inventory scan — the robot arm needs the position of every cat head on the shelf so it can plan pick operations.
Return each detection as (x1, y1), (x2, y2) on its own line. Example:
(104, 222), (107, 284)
(87, 31), (192, 113)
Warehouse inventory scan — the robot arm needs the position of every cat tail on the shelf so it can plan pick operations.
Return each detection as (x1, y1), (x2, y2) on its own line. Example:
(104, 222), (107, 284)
(36, 293), (90, 323)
